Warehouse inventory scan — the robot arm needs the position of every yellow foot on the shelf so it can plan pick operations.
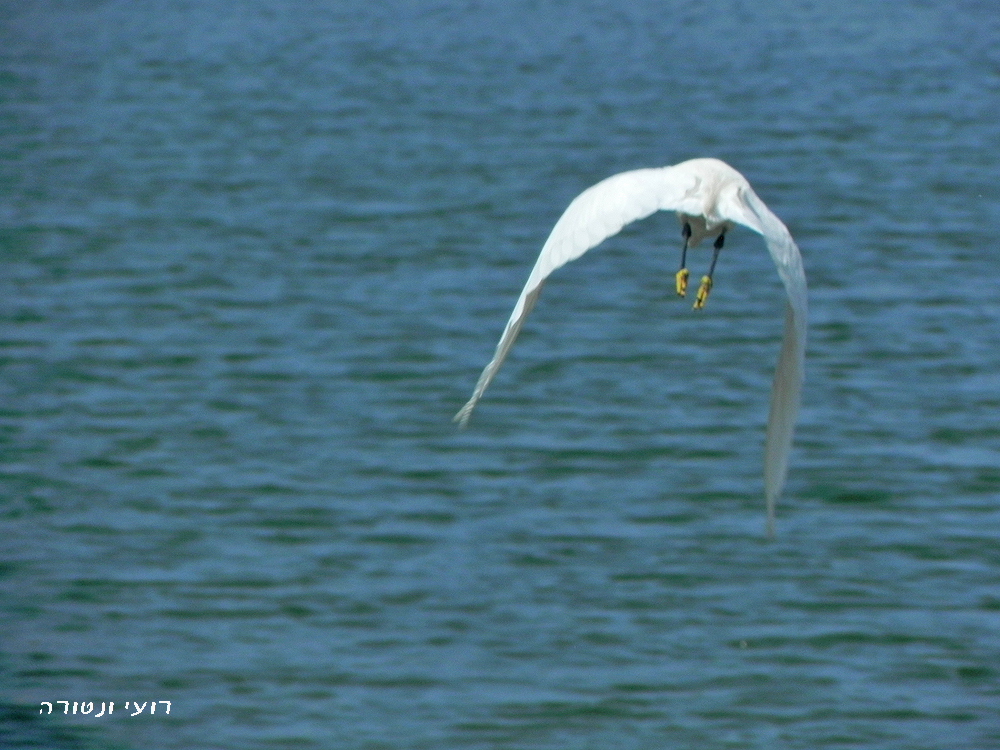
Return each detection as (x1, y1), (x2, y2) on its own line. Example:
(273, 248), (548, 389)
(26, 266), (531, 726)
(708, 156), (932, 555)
(675, 268), (689, 297)
(693, 275), (712, 309)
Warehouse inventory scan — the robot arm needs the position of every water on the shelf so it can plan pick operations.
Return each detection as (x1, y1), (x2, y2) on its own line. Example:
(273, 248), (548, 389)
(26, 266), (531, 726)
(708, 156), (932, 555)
(2, 1), (999, 748)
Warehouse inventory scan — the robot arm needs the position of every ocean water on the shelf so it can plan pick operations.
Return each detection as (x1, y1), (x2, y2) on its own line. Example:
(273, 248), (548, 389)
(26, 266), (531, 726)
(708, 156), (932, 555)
(2, 1), (999, 748)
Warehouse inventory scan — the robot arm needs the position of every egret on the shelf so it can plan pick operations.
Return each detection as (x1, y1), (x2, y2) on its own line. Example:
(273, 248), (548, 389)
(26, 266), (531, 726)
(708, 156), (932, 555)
(455, 158), (807, 537)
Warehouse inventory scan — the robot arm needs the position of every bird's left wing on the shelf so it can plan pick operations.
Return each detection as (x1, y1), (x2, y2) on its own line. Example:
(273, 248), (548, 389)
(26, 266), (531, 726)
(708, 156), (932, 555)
(454, 166), (700, 427)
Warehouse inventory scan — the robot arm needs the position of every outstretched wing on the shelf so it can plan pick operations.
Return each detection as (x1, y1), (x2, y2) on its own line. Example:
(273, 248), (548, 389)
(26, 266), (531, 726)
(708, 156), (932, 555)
(718, 185), (808, 537)
(454, 166), (702, 427)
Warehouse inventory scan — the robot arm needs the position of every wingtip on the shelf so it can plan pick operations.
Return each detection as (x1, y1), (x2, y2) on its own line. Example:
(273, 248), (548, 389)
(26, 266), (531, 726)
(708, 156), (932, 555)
(453, 403), (473, 430)
(765, 484), (779, 540)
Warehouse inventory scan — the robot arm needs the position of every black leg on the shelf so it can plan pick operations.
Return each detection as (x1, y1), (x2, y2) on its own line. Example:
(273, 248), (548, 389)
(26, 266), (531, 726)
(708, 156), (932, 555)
(694, 231), (725, 310)
(706, 231), (724, 277)
(675, 222), (692, 297)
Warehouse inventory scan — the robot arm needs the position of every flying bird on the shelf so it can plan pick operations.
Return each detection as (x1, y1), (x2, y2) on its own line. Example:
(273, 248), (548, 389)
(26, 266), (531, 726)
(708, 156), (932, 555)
(455, 158), (807, 537)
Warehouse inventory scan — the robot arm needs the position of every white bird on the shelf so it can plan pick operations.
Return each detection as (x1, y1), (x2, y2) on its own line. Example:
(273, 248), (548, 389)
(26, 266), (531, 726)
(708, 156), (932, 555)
(455, 158), (806, 537)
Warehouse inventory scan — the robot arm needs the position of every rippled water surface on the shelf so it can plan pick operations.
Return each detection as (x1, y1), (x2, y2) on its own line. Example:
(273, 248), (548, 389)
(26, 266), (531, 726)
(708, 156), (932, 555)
(2, 1), (1000, 748)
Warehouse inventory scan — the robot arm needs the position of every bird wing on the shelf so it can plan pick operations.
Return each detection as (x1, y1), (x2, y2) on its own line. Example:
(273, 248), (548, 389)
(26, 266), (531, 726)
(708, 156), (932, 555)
(717, 185), (808, 537)
(454, 166), (703, 427)
(455, 160), (807, 537)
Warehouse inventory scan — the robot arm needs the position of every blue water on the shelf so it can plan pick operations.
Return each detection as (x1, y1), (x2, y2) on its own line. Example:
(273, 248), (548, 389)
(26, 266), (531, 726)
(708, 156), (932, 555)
(2, 1), (1000, 748)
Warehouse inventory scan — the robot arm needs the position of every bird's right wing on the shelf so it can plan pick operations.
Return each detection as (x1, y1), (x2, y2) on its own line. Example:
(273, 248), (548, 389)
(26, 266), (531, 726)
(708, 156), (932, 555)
(454, 167), (701, 427)
(720, 185), (808, 537)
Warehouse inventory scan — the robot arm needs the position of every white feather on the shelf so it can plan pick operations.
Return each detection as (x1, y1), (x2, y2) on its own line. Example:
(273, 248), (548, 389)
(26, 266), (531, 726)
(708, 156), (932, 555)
(455, 158), (807, 537)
